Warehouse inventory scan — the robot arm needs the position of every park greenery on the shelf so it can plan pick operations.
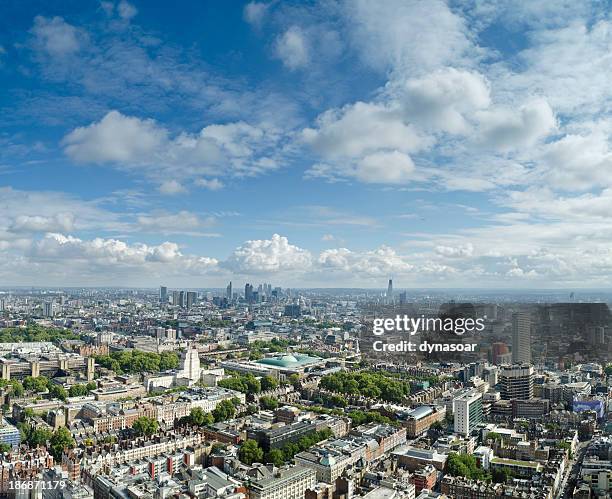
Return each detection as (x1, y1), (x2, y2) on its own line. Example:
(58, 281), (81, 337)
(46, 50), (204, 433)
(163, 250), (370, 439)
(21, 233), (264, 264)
(0, 326), (81, 343)
(319, 371), (410, 402)
(218, 373), (261, 393)
(95, 350), (179, 374)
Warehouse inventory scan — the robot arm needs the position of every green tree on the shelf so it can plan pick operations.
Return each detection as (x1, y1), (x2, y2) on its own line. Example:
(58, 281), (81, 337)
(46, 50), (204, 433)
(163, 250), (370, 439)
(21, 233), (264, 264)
(189, 407), (214, 426)
(49, 427), (75, 460)
(261, 376), (279, 391)
(239, 439), (264, 465)
(10, 380), (24, 397)
(69, 384), (89, 397)
(259, 396), (279, 410)
(288, 374), (301, 388)
(266, 448), (285, 466)
(23, 426), (53, 447)
(491, 467), (513, 483)
(0, 443), (11, 453)
(446, 453), (488, 481)
(212, 399), (236, 422)
(48, 384), (67, 401)
(23, 376), (49, 393)
(132, 416), (159, 437)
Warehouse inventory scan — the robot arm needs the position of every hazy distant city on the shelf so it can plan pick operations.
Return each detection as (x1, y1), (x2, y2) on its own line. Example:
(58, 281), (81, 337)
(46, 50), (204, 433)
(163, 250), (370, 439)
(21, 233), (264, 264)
(0, 283), (609, 498)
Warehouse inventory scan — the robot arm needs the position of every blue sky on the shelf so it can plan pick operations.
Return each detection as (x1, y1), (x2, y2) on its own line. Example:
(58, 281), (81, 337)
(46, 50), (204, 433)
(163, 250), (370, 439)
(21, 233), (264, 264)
(1, 0), (612, 288)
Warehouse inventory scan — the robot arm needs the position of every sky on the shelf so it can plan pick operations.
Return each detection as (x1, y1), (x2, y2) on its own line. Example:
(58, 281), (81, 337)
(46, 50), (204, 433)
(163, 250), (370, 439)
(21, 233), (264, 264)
(1, 0), (612, 288)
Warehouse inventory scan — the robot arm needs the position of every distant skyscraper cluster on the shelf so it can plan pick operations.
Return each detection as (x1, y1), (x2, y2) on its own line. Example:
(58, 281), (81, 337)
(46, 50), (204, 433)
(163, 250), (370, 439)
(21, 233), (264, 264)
(159, 287), (198, 309)
(244, 282), (278, 304)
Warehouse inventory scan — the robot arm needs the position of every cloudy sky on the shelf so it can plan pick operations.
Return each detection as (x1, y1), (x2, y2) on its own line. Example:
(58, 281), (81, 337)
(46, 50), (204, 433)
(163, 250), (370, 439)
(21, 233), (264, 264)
(1, 0), (612, 288)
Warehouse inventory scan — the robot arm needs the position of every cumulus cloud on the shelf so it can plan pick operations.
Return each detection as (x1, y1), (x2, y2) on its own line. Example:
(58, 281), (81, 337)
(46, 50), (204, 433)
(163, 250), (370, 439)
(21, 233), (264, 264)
(274, 26), (310, 70)
(540, 129), (612, 190)
(63, 111), (167, 164)
(318, 246), (414, 276)
(224, 234), (312, 274)
(399, 68), (491, 134)
(62, 111), (284, 187)
(32, 233), (180, 265)
(354, 151), (415, 184)
(303, 102), (426, 158)
(30, 16), (84, 57)
(435, 243), (474, 258)
(477, 98), (556, 151)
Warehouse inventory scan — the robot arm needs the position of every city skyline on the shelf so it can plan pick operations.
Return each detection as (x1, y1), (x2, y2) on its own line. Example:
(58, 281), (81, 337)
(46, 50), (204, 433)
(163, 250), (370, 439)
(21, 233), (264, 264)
(2, 1), (612, 287)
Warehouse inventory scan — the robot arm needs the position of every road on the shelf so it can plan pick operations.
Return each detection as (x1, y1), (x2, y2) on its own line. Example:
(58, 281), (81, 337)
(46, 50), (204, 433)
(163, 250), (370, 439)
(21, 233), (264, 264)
(556, 441), (589, 499)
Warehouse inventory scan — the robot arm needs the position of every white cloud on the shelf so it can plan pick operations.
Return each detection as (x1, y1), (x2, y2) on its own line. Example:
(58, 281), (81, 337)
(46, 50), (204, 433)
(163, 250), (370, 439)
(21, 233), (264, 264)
(354, 151), (415, 184)
(274, 26), (310, 70)
(158, 180), (186, 196)
(494, 20), (612, 116)
(343, 0), (475, 75)
(318, 246), (413, 276)
(33, 233), (180, 265)
(224, 234), (312, 274)
(244, 1), (269, 27)
(540, 129), (612, 190)
(62, 111), (284, 184)
(137, 211), (216, 235)
(117, 1), (138, 20)
(195, 178), (224, 191)
(63, 111), (167, 164)
(435, 243), (474, 258)
(303, 101), (427, 159)
(30, 16), (84, 56)
(477, 98), (556, 151)
(137, 210), (215, 231)
(10, 214), (75, 233)
(0, 186), (126, 235)
(398, 68), (491, 134)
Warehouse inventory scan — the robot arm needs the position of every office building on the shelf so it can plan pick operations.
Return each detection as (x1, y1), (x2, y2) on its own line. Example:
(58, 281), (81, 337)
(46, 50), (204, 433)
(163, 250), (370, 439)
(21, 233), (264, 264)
(186, 291), (197, 309)
(453, 390), (483, 436)
(245, 283), (254, 303)
(500, 364), (534, 400)
(0, 419), (20, 448)
(249, 465), (316, 499)
(226, 281), (232, 300)
(43, 301), (54, 318)
(159, 286), (167, 304)
(512, 312), (531, 364)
